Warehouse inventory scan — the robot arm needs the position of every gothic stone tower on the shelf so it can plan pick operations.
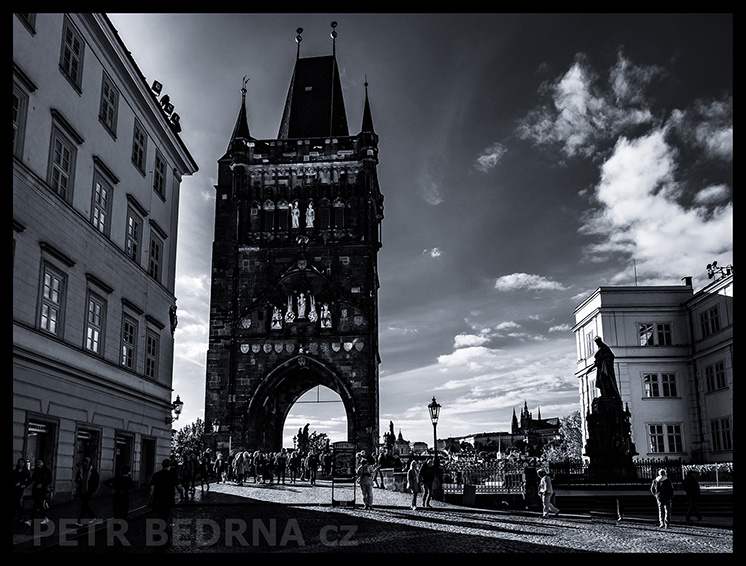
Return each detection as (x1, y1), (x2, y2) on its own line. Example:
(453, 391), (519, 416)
(205, 26), (384, 455)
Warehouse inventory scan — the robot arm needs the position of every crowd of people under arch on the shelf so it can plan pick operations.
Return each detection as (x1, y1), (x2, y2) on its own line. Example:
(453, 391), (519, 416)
(172, 445), (417, 499)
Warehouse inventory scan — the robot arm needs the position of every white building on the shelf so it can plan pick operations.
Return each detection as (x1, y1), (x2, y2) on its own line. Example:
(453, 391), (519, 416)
(13, 13), (198, 502)
(573, 272), (733, 464)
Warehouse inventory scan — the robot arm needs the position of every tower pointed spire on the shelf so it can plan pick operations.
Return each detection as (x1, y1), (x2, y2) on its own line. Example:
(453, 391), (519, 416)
(295, 27), (303, 60)
(361, 77), (375, 134)
(330, 21), (337, 58)
(228, 76), (252, 152)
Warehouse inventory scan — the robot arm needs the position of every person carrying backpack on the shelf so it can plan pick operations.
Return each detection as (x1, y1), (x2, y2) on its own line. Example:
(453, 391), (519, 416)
(650, 468), (675, 528)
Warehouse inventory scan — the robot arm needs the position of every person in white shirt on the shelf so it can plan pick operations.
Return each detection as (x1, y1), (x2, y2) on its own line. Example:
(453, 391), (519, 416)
(538, 468), (560, 517)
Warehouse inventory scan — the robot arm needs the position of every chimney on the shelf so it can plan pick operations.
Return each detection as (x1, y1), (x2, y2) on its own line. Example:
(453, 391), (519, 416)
(682, 276), (693, 287)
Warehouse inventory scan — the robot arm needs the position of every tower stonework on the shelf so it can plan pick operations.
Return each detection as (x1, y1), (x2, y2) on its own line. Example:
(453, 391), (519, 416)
(205, 29), (384, 455)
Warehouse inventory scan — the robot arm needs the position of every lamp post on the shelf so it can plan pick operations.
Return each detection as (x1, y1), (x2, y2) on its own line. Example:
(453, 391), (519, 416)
(165, 395), (184, 425)
(428, 396), (443, 501)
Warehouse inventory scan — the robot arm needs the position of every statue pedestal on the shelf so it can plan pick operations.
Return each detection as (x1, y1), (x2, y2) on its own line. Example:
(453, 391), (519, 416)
(584, 396), (637, 480)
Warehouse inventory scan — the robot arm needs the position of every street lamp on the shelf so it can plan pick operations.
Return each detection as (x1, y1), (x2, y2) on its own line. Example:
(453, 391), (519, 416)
(428, 396), (441, 465)
(428, 396), (443, 501)
(165, 395), (184, 424)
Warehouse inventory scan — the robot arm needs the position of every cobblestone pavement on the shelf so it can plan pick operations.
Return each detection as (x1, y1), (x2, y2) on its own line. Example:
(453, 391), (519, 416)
(15, 480), (733, 554)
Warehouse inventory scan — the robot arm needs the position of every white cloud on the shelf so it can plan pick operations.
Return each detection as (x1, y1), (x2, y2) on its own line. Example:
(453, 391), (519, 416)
(474, 142), (507, 172)
(453, 334), (490, 348)
(580, 129), (733, 283)
(694, 184), (730, 205)
(494, 273), (568, 292)
(386, 326), (419, 335)
(670, 97), (733, 161)
(515, 52), (658, 159)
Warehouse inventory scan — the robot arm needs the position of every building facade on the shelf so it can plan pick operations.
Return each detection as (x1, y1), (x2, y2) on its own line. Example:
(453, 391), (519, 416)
(13, 13), (198, 502)
(573, 273), (733, 464)
(204, 26), (384, 455)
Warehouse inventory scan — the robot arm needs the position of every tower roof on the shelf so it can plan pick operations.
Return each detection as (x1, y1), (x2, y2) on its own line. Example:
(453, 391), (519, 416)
(227, 78), (253, 152)
(278, 54), (349, 139)
(360, 80), (375, 134)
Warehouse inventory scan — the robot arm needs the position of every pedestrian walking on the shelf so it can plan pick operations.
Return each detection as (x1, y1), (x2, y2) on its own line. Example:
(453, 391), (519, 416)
(25, 458), (53, 526)
(275, 449), (288, 484)
(74, 456), (100, 525)
(103, 465), (134, 520)
(252, 450), (262, 483)
(288, 450), (301, 483)
(199, 448), (213, 492)
(356, 451), (375, 509)
(373, 449), (386, 488)
(306, 451), (319, 485)
(406, 459), (420, 510)
(13, 458), (31, 523)
(419, 458), (435, 507)
(683, 470), (703, 522)
(650, 468), (675, 528)
(180, 452), (198, 498)
(148, 458), (183, 530)
(213, 452), (226, 483)
(264, 451), (276, 484)
(538, 468), (560, 517)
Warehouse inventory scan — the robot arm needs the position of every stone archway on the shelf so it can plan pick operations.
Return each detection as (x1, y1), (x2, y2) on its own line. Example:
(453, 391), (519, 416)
(244, 355), (356, 452)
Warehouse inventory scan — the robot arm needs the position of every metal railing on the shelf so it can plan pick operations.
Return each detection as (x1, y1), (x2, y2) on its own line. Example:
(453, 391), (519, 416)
(438, 457), (733, 495)
(441, 459), (526, 495)
(548, 457), (684, 487)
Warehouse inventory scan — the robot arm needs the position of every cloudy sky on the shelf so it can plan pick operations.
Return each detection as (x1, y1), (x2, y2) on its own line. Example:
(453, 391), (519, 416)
(106, 13), (733, 448)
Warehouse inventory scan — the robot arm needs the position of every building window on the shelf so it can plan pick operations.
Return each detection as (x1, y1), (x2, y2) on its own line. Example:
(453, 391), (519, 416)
(638, 322), (672, 346)
(705, 361), (728, 392)
(121, 316), (137, 369)
(15, 13), (37, 33)
(333, 199), (345, 228)
(125, 208), (142, 263)
(99, 71), (119, 135)
(656, 323), (672, 345)
(648, 423), (683, 453)
(585, 331), (596, 359)
(643, 373), (678, 398)
(148, 232), (163, 282)
(710, 417), (732, 451)
(12, 79), (29, 158)
(319, 206), (331, 229)
(25, 420), (56, 474)
(74, 428), (100, 471)
(39, 264), (65, 335)
(59, 17), (84, 90)
(277, 202), (289, 231)
(263, 202), (275, 231)
(85, 293), (106, 354)
(48, 127), (77, 202)
(145, 331), (159, 380)
(153, 151), (167, 199)
(131, 119), (147, 173)
(699, 306), (721, 338)
(91, 173), (112, 236)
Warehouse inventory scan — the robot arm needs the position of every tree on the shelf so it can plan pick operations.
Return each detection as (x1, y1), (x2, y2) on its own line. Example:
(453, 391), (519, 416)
(541, 410), (583, 462)
(173, 418), (206, 459)
(307, 431), (330, 453)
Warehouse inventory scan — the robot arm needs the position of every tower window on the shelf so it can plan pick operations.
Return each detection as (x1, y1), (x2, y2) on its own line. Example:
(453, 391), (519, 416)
(263, 208), (275, 231)
(320, 207), (331, 229)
